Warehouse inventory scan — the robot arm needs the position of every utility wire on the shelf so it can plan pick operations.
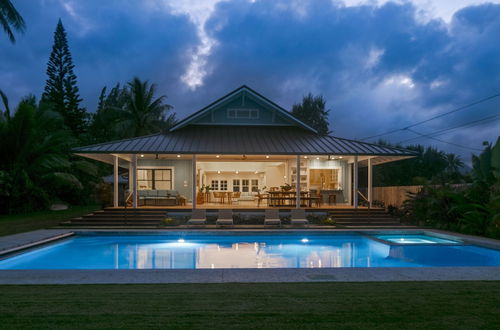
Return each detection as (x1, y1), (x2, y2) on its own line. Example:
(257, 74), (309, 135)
(405, 128), (484, 151)
(360, 92), (500, 140)
(397, 113), (500, 144)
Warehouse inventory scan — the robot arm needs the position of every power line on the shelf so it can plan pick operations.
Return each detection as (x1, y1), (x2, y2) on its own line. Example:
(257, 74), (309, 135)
(397, 113), (500, 144)
(360, 92), (500, 140)
(405, 128), (484, 151)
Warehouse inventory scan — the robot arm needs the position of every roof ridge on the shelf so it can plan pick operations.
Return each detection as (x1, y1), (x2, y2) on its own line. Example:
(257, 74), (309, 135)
(169, 85), (317, 133)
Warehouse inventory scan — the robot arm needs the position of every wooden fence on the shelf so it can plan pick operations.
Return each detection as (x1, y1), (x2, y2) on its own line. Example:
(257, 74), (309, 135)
(372, 185), (423, 207)
(372, 184), (468, 207)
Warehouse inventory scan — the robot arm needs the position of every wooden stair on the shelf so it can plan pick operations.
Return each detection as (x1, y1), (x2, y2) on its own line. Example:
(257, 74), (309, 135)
(328, 208), (405, 228)
(65, 208), (167, 227)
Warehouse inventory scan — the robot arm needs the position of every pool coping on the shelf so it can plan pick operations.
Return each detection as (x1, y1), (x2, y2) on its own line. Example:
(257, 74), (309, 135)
(0, 228), (499, 284)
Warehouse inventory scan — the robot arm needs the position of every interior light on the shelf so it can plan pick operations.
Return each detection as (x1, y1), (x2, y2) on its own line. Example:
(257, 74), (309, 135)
(177, 154), (181, 158)
(265, 155), (270, 159)
(140, 154), (144, 158)
(339, 156), (343, 159)
(283, 175), (287, 179)
(177, 238), (185, 243)
(301, 238), (309, 243)
(316, 157), (320, 160)
(236, 171), (239, 174)
(216, 155), (220, 158)
(255, 171), (258, 174)
(304, 156), (308, 159)
(217, 171), (221, 174)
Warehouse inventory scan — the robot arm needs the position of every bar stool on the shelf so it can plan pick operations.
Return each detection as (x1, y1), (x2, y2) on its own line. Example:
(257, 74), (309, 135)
(328, 194), (336, 205)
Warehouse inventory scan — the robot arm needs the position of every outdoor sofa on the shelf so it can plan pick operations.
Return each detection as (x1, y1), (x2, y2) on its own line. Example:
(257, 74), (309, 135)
(138, 190), (182, 206)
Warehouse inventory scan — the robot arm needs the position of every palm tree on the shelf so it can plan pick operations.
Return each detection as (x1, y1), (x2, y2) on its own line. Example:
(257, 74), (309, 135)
(116, 77), (173, 137)
(445, 153), (464, 174)
(0, 0), (26, 43)
(0, 95), (95, 212)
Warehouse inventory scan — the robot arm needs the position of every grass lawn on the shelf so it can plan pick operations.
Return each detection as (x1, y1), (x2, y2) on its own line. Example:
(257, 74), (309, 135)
(0, 281), (498, 329)
(0, 205), (100, 237)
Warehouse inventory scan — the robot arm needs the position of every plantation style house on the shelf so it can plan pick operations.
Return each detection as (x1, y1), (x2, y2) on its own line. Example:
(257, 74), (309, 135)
(75, 86), (414, 209)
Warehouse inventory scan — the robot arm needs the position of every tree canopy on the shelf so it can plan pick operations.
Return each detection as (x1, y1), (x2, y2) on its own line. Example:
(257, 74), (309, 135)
(0, 0), (25, 43)
(291, 93), (331, 135)
(42, 19), (88, 136)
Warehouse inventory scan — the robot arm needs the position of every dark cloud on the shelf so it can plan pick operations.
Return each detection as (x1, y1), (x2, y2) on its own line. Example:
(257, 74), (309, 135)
(201, 0), (500, 157)
(0, 0), (199, 110)
(0, 0), (498, 159)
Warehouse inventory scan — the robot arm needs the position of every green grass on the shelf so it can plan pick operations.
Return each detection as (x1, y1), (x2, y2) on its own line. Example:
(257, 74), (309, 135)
(0, 282), (498, 329)
(0, 205), (100, 237)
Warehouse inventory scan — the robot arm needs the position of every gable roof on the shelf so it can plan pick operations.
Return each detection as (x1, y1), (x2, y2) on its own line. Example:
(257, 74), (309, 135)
(74, 125), (415, 157)
(170, 85), (318, 133)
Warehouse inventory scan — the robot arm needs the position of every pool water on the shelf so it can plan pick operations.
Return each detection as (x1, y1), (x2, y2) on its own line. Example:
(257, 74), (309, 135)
(0, 232), (499, 269)
(374, 234), (459, 244)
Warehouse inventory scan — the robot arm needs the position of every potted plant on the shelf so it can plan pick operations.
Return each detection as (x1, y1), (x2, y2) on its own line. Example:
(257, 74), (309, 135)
(321, 217), (336, 226)
(161, 217), (177, 226)
(280, 183), (292, 191)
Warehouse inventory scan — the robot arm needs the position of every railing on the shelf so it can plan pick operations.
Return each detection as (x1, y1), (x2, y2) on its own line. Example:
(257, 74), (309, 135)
(356, 189), (370, 210)
(124, 191), (134, 225)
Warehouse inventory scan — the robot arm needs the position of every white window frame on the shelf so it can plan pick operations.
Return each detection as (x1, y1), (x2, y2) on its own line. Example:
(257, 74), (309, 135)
(211, 180), (219, 191)
(227, 108), (259, 119)
(220, 180), (228, 191)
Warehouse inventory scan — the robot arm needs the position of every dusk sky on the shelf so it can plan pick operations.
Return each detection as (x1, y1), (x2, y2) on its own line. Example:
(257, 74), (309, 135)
(1, 0), (500, 159)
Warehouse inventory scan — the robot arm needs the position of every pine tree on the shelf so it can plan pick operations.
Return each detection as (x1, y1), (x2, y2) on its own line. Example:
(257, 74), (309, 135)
(43, 19), (87, 135)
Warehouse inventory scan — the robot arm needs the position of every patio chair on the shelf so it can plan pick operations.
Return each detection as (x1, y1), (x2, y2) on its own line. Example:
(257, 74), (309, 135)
(187, 209), (207, 225)
(216, 209), (234, 226)
(264, 209), (281, 226)
(257, 192), (268, 207)
(231, 192), (241, 204)
(291, 209), (309, 226)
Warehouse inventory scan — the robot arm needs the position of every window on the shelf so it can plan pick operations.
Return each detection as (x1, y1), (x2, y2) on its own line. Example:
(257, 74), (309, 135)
(242, 179), (249, 192)
(220, 180), (228, 191)
(251, 179), (259, 192)
(233, 179), (240, 192)
(227, 108), (259, 119)
(211, 180), (219, 190)
(137, 169), (172, 190)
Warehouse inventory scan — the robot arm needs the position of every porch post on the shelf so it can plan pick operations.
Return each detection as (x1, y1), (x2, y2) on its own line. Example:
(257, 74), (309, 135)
(368, 157), (373, 208)
(353, 156), (358, 209)
(192, 154), (197, 209)
(296, 155), (300, 208)
(132, 154), (138, 208)
(113, 155), (119, 207)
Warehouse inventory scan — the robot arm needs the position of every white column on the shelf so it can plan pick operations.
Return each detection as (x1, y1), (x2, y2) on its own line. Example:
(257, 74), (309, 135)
(296, 155), (301, 208)
(113, 155), (119, 207)
(132, 154), (138, 208)
(353, 156), (358, 209)
(192, 154), (197, 209)
(368, 157), (373, 208)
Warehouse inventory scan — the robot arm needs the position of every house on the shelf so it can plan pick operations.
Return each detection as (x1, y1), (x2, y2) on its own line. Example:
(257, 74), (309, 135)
(75, 85), (414, 209)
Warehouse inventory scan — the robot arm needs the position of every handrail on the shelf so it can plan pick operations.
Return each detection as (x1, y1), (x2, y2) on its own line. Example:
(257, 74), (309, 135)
(124, 191), (133, 225)
(356, 189), (370, 210)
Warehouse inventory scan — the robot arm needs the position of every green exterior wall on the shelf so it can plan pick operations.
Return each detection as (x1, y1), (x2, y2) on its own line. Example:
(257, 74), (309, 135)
(192, 91), (293, 126)
(138, 159), (193, 200)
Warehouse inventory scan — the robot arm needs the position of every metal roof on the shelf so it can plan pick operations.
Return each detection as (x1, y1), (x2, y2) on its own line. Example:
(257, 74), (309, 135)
(74, 126), (415, 156)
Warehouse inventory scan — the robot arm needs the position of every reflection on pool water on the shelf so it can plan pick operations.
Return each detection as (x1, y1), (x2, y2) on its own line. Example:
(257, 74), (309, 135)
(0, 232), (499, 269)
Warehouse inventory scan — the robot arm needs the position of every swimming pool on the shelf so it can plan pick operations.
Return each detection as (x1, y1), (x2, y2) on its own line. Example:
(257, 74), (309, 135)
(0, 231), (499, 269)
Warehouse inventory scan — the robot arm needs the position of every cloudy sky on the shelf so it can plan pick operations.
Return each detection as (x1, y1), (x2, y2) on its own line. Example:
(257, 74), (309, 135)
(1, 0), (500, 159)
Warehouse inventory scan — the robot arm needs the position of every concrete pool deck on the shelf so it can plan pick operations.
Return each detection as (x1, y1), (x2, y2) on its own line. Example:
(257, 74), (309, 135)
(0, 228), (499, 284)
